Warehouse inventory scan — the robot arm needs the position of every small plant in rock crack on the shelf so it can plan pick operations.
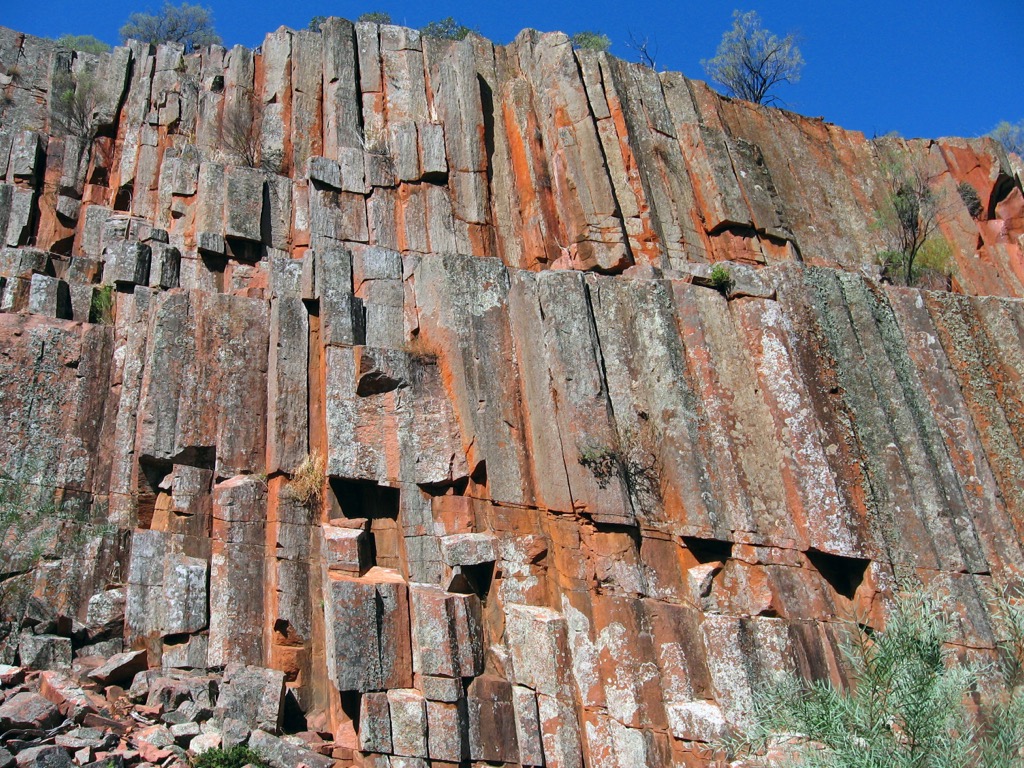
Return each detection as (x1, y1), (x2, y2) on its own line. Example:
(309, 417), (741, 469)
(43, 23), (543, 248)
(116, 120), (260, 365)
(89, 283), (115, 325)
(284, 450), (325, 509)
(958, 181), (983, 219)
(578, 445), (661, 504)
(578, 446), (621, 489)
(709, 263), (734, 295)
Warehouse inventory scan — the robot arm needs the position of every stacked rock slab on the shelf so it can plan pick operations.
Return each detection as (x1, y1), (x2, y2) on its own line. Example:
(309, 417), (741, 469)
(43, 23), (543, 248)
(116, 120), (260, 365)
(0, 18), (1023, 768)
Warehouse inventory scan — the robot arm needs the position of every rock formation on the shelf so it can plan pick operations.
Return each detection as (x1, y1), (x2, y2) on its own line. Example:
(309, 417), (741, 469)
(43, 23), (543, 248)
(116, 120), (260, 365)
(0, 17), (1023, 767)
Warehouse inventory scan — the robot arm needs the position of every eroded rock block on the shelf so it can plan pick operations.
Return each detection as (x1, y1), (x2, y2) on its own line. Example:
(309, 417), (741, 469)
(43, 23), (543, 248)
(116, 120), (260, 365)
(322, 568), (412, 692)
(217, 665), (286, 734)
(0, 692), (62, 730)
(387, 688), (427, 758)
(225, 166), (264, 242)
(148, 243), (180, 289)
(18, 633), (71, 672)
(248, 729), (334, 768)
(102, 241), (151, 287)
(320, 524), (370, 573)
(358, 691), (392, 753)
(409, 585), (482, 679)
(88, 650), (148, 687)
(26, 274), (72, 319)
(467, 676), (519, 763)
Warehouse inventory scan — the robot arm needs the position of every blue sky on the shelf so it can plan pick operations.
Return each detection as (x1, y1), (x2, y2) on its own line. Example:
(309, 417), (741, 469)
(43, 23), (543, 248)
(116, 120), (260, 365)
(4, 0), (1021, 140)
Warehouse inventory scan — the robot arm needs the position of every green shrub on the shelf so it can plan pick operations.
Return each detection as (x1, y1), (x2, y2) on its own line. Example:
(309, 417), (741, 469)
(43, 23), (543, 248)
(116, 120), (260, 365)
(55, 34), (112, 54)
(89, 284), (114, 325)
(308, 15), (327, 32)
(873, 159), (950, 287)
(709, 263), (733, 295)
(191, 745), (270, 768)
(51, 69), (99, 138)
(358, 11), (392, 24)
(421, 17), (475, 40)
(119, 1), (221, 52)
(958, 180), (983, 219)
(570, 31), (611, 52)
(723, 587), (1024, 767)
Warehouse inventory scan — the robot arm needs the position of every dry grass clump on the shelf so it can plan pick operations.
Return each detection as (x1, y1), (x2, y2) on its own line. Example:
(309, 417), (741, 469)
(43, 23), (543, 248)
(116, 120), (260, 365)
(284, 450), (325, 509)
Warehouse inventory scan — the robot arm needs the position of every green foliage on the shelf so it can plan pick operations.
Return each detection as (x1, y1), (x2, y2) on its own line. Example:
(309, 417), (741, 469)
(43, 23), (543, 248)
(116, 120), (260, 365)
(51, 69), (98, 138)
(89, 284), (115, 325)
(874, 160), (950, 287)
(191, 745), (270, 768)
(701, 10), (803, 105)
(957, 181), (983, 219)
(571, 31), (611, 52)
(358, 11), (392, 24)
(989, 120), (1024, 157)
(709, 263), (734, 294)
(725, 588), (1024, 768)
(55, 34), (112, 55)
(308, 15), (327, 32)
(119, 2), (222, 52)
(421, 17), (475, 41)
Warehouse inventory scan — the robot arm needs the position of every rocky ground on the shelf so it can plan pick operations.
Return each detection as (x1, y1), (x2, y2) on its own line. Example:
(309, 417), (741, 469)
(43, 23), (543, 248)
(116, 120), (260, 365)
(0, 655), (337, 768)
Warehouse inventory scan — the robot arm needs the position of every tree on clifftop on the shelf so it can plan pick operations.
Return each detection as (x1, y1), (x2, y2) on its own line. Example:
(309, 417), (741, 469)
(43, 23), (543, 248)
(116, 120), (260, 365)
(119, 2), (222, 52)
(702, 10), (802, 106)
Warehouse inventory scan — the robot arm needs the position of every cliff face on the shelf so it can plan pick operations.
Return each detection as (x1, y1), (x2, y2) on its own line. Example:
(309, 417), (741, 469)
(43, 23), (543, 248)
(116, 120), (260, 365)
(1, 19), (1024, 767)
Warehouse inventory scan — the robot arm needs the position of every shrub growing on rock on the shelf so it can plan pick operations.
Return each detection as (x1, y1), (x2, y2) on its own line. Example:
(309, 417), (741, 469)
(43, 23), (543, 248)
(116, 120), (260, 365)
(119, 2), (222, 52)
(421, 17), (475, 41)
(191, 745), (270, 768)
(55, 34), (112, 54)
(958, 180), (983, 219)
(571, 31), (611, 52)
(284, 451), (325, 509)
(358, 11), (392, 24)
(723, 587), (1024, 767)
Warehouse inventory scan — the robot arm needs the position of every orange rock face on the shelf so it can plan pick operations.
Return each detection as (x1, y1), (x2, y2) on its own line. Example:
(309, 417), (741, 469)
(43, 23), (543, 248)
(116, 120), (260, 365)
(1, 19), (1024, 767)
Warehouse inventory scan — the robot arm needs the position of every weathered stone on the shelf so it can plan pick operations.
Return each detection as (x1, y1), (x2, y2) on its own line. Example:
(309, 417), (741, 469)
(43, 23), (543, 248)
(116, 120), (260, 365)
(439, 533), (496, 566)
(224, 166), (264, 242)
(512, 685), (544, 766)
(247, 729), (334, 768)
(320, 524), (369, 573)
(148, 243), (180, 289)
(322, 568), (412, 692)
(217, 665), (285, 734)
(387, 688), (427, 758)
(409, 585), (482, 679)
(358, 691), (392, 753)
(11, 745), (72, 768)
(18, 634), (71, 672)
(88, 650), (148, 686)
(467, 676), (518, 763)
(426, 699), (465, 762)
(0, 692), (62, 730)
(26, 274), (72, 319)
(208, 477), (267, 667)
(102, 241), (151, 287)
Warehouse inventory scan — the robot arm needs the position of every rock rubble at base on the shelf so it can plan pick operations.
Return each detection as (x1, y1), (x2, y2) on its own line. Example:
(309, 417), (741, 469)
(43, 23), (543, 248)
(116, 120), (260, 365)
(0, 661), (335, 768)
